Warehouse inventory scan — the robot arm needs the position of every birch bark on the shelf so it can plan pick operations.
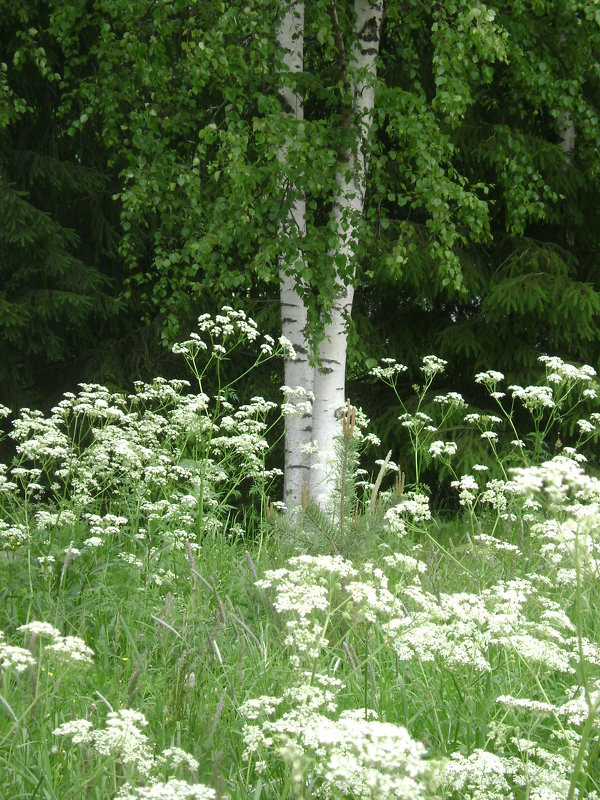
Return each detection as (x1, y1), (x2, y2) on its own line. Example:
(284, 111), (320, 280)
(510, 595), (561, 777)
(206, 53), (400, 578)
(559, 112), (575, 164)
(277, 1), (314, 513)
(309, 0), (384, 506)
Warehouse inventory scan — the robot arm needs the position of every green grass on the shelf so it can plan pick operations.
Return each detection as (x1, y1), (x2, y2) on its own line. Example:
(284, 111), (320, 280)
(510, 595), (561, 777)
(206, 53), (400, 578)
(2, 492), (600, 798)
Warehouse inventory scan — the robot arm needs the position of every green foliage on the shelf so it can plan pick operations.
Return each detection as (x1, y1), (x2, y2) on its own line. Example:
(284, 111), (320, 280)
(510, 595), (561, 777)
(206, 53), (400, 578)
(4, 0), (527, 341)
(0, 179), (109, 386)
(354, 0), (600, 398)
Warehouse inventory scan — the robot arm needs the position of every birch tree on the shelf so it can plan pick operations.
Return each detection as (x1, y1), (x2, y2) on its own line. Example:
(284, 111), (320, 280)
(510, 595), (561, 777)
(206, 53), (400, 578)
(277, 0), (383, 510)
(277, 0), (383, 512)
(276, 1), (314, 510)
(308, 0), (383, 507)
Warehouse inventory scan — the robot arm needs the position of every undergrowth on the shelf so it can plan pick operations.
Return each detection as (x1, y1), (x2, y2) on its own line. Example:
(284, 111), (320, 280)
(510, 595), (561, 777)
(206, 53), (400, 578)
(1, 309), (600, 799)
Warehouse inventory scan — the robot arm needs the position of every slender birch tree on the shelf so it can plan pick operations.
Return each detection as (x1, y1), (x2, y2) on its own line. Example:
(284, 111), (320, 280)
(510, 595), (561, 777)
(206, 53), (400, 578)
(277, 0), (384, 512)
(308, 0), (384, 507)
(276, 1), (314, 510)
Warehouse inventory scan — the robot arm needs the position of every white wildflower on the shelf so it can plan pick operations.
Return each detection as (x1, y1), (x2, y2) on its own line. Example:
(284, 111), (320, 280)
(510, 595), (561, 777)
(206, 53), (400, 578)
(158, 747), (200, 772)
(429, 440), (458, 458)
(278, 336), (297, 360)
(577, 419), (595, 434)
(53, 719), (94, 744)
(496, 695), (557, 714)
(117, 780), (216, 800)
(385, 492), (431, 525)
(370, 359), (407, 380)
(84, 536), (104, 548)
(433, 391), (466, 408)
(441, 749), (513, 799)
(240, 696), (283, 720)
(475, 370), (505, 387)
(509, 384), (555, 410)
(0, 641), (36, 672)
(17, 621), (61, 639)
(374, 458), (398, 474)
(92, 709), (154, 773)
(474, 533), (521, 554)
(382, 552), (427, 574)
(45, 635), (94, 664)
(451, 474), (479, 506)
(421, 355), (447, 378)
(539, 355), (596, 382)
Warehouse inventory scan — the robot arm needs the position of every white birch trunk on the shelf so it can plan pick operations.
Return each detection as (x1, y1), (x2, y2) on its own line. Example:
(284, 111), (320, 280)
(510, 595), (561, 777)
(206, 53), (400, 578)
(277, 1), (314, 514)
(559, 111), (575, 164)
(310, 0), (383, 507)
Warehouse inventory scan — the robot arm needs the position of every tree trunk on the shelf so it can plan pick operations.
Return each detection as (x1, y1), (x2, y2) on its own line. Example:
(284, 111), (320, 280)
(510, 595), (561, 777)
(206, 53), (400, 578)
(559, 112), (575, 164)
(309, 0), (384, 507)
(277, 1), (314, 513)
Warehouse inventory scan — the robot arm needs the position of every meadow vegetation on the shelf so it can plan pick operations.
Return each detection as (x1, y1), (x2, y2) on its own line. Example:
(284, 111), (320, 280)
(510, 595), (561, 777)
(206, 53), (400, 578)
(1, 308), (600, 799)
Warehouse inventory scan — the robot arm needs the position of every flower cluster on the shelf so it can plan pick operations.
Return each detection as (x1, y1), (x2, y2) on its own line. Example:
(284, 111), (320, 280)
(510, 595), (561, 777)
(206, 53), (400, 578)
(474, 369), (505, 389)
(255, 555), (411, 668)
(398, 411), (436, 432)
(420, 355), (447, 379)
(450, 474), (480, 506)
(509, 455), (600, 505)
(240, 677), (433, 799)
(509, 384), (555, 411)
(384, 492), (431, 531)
(280, 385), (315, 417)
(369, 358), (407, 382)
(539, 354), (596, 384)
(428, 440), (458, 458)
(433, 391), (467, 409)
(116, 781), (215, 800)
(382, 574), (593, 678)
(172, 307), (296, 363)
(0, 309), (299, 589)
(256, 555), (357, 667)
(54, 706), (203, 788)
(0, 631), (36, 673)
(0, 622), (93, 676)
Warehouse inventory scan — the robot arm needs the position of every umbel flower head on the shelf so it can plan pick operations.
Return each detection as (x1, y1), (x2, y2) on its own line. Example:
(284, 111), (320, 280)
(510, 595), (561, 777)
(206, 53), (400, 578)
(116, 780), (215, 800)
(54, 709), (154, 773)
(16, 621), (94, 665)
(240, 679), (433, 799)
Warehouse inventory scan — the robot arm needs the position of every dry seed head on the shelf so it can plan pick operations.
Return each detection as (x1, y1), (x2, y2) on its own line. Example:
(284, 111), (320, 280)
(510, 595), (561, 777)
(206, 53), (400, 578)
(301, 483), (309, 510)
(185, 539), (197, 583)
(265, 496), (274, 521)
(342, 399), (357, 440)
(60, 540), (75, 583)
(395, 470), (406, 497)
(245, 550), (258, 581)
